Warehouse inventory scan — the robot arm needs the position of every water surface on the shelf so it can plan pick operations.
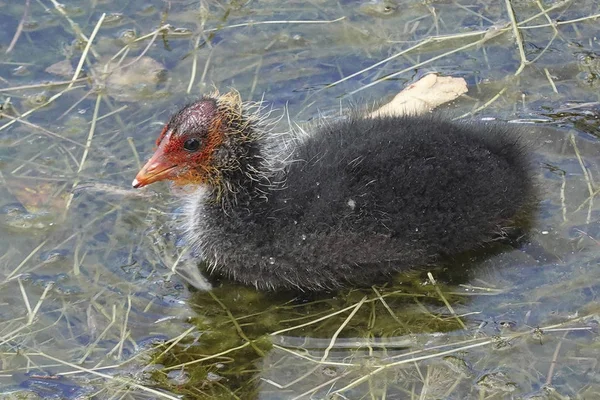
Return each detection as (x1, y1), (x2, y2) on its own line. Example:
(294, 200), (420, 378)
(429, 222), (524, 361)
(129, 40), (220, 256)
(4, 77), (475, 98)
(0, 0), (599, 398)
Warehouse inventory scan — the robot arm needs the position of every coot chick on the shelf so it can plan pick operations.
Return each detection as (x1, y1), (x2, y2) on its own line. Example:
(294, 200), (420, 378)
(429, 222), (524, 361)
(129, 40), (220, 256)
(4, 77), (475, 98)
(133, 91), (535, 290)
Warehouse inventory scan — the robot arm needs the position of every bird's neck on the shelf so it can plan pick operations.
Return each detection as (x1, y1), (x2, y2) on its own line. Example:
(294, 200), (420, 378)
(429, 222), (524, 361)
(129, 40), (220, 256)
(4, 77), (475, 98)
(203, 92), (280, 211)
(207, 130), (272, 210)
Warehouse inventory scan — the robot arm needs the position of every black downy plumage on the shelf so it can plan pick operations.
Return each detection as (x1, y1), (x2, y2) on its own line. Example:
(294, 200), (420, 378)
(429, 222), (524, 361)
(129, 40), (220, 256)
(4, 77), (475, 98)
(133, 92), (536, 290)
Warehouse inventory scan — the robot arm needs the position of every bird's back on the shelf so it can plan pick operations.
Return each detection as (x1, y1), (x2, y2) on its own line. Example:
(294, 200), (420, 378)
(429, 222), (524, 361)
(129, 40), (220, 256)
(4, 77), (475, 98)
(271, 114), (533, 259)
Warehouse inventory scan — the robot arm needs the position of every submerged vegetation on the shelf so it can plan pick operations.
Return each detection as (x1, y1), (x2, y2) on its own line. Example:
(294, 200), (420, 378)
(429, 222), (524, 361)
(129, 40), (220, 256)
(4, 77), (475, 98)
(0, 0), (599, 398)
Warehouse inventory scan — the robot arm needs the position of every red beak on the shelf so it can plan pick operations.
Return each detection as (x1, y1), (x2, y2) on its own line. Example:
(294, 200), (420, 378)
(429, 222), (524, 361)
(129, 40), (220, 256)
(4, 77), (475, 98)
(132, 145), (177, 188)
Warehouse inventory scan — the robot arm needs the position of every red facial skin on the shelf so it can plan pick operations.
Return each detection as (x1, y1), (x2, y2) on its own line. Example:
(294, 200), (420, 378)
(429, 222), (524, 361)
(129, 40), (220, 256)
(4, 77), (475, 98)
(132, 107), (225, 189)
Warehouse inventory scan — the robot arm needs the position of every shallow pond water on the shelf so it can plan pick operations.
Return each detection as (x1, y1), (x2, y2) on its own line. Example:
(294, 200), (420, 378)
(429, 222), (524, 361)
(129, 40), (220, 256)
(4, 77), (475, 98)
(0, 0), (599, 399)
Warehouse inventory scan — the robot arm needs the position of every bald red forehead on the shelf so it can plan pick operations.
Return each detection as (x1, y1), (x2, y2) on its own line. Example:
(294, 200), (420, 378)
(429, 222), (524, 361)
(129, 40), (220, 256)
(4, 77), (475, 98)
(155, 98), (218, 146)
(170, 99), (218, 135)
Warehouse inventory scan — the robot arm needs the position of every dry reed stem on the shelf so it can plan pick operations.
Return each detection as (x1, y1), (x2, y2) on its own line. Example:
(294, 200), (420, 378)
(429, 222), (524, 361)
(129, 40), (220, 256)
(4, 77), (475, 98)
(127, 137), (141, 170)
(5, 240), (47, 281)
(320, 296), (366, 362)
(208, 290), (266, 357)
(0, 79), (88, 93)
(162, 341), (252, 371)
(5, 0), (31, 54)
(48, 0), (99, 58)
(372, 287), (409, 331)
(570, 133), (595, 224)
(427, 273), (466, 330)
(504, 0), (528, 74)
(270, 301), (373, 336)
(204, 16), (345, 33)
(69, 13), (105, 89)
(64, 91), (103, 211)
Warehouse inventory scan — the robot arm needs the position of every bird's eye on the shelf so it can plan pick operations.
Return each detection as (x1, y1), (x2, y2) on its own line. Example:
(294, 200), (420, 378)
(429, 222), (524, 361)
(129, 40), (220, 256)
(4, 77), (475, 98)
(183, 138), (200, 152)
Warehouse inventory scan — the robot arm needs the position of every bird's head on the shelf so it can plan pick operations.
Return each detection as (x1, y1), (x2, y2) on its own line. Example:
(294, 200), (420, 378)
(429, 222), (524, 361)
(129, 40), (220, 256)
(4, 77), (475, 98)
(133, 92), (251, 189)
